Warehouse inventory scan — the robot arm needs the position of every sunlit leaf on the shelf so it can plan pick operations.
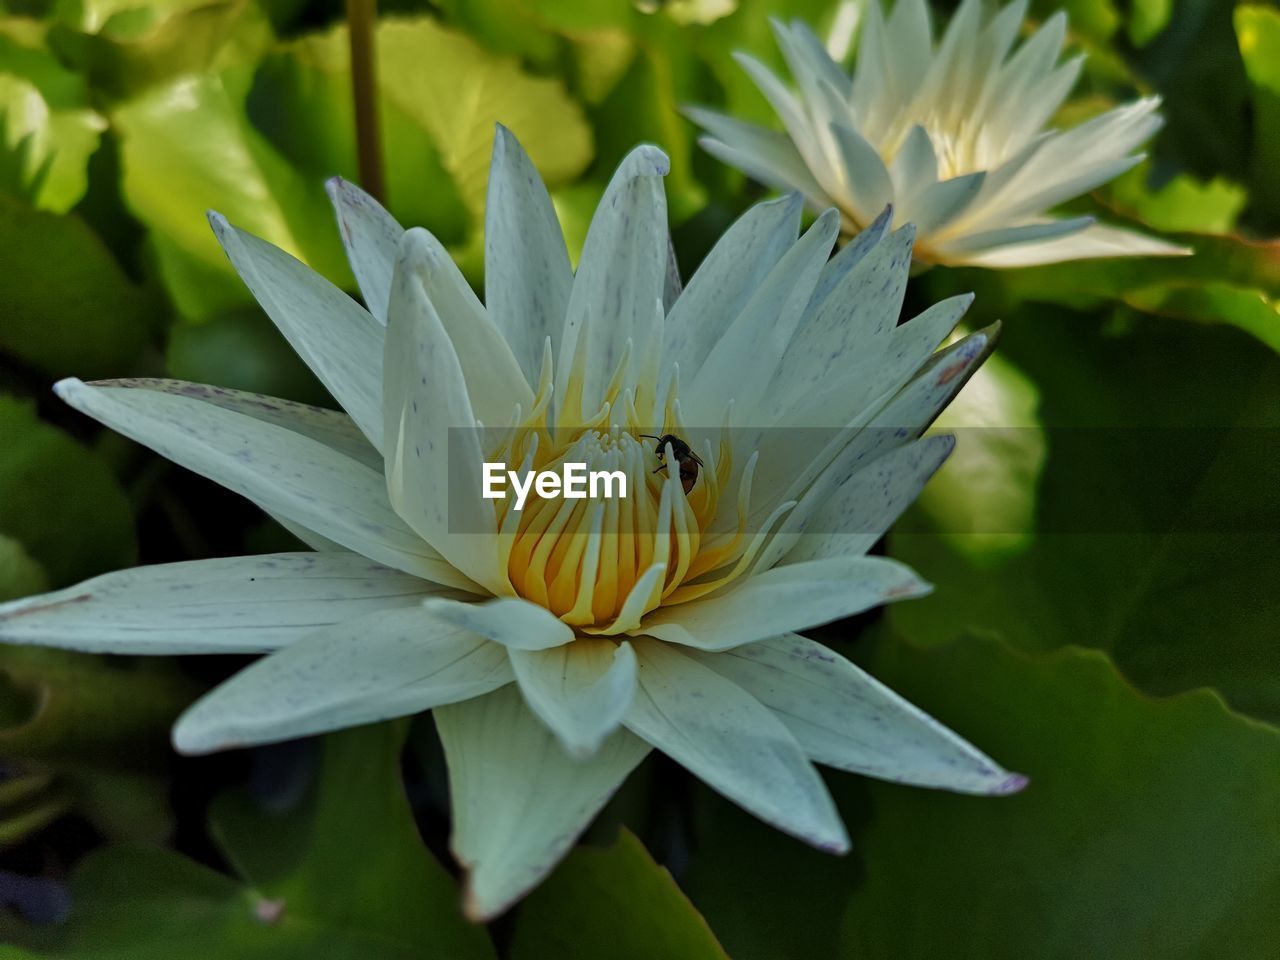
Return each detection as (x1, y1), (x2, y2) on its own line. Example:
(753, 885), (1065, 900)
(113, 64), (350, 319)
(0, 21), (105, 211)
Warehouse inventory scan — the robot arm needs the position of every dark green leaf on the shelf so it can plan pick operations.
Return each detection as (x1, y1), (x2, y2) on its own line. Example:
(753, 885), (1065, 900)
(841, 632), (1280, 960)
(510, 829), (729, 960)
(0, 395), (137, 586)
(0, 195), (156, 377)
(209, 723), (495, 960)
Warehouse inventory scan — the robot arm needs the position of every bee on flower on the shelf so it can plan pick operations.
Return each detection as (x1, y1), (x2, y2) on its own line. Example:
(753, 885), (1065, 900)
(0, 127), (1024, 920)
(687, 0), (1191, 267)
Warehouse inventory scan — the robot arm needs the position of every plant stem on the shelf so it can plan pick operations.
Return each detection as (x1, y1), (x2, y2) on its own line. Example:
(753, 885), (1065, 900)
(346, 0), (385, 203)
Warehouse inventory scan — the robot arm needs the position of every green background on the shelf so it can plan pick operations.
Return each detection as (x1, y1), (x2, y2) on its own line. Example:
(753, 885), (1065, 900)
(0, 0), (1277, 956)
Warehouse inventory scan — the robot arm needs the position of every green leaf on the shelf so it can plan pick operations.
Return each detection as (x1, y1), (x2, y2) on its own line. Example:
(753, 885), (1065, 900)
(1236, 4), (1280, 230)
(0, 193), (156, 377)
(12, 844), (434, 959)
(841, 633), (1280, 959)
(47, 0), (251, 101)
(890, 310), (1280, 723)
(0, 645), (196, 768)
(0, 534), (47, 602)
(112, 64), (351, 320)
(209, 723), (495, 960)
(0, 21), (105, 211)
(927, 212), (1280, 356)
(12, 724), (493, 959)
(0, 395), (137, 586)
(369, 17), (592, 224)
(1108, 163), (1247, 235)
(683, 781), (860, 960)
(165, 307), (328, 405)
(510, 829), (729, 960)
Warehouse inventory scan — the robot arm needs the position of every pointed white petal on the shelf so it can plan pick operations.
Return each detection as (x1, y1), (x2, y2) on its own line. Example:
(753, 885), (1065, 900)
(484, 125), (574, 383)
(783, 435), (956, 564)
(326, 176), (404, 323)
(903, 171), (986, 236)
(958, 222), (1192, 267)
(811, 205), (894, 306)
(438, 685), (650, 921)
(888, 125), (939, 197)
(692, 124), (828, 208)
(510, 639), (638, 757)
(625, 639), (848, 852)
(683, 208), (840, 426)
(0, 552), (443, 654)
(401, 226), (532, 426)
(208, 213), (385, 451)
(663, 192), (801, 387)
(829, 122), (895, 226)
(420, 595), (573, 650)
(383, 233), (505, 594)
(173, 607), (512, 753)
(762, 223), (916, 429)
(938, 216), (1095, 257)
(635, 556), (930, 652)
(689, 633), (1026, 795)
(53, 378), (466, 588)
(557, 146), (669, 421)
(95, 379), (382, 470)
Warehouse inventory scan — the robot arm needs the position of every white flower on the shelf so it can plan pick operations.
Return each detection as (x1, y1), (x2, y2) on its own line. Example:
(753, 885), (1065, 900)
(687, 0), (1191, 267)
(0, 128), (1023, 920)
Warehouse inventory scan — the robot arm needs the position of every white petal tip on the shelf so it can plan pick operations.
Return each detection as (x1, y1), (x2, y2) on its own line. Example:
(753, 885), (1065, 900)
(624, 144), (671, 178)
(993, 772), (1029, 796)
(206, 210), (231, 234)
(51, 377), (83, 401)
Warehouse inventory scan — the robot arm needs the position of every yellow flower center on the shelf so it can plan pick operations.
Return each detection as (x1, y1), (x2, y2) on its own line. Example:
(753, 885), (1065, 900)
(484, 349), (764, 633)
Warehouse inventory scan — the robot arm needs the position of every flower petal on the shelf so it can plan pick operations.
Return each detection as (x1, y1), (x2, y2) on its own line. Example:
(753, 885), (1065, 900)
(401, 226), (533, 426)
(383, 232), (505, 594)
(635, 556), (929, 652)
(437, 685), (650, 921)
(692, 125), (827, 208)
(783, 435), (956, 565)
(0, 552), (444, 654)
(625, 639), (848, 852)
(959, 222), (1192, 267)
(420, 595), (573, 650)
(172, 607), (511, 754)
(682, 208), (840, 427)
(662, 192), (802, 399)
(829, 121), (895, 226)
(484, 125), (574, 383)
(557, 145), (669, 422)
(208, 213), (384, 451)
(326, 176), (403, 323)
(510, 639), (638, 757)
(54, 378), (467, 588)
(762, 222), (916, 428)
(689, 633), (1025, 795)
(93, 378), (382, 470)
(903, 171), (986, 236)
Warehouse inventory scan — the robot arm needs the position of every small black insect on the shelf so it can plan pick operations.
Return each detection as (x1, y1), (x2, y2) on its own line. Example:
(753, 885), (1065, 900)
(640, 433), (704, 495)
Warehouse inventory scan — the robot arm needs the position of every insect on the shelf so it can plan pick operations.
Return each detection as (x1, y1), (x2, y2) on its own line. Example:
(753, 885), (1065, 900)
(640, 433), (704, 495)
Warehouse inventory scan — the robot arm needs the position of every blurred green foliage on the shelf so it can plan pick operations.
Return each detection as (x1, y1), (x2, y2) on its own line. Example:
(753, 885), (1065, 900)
(0, 0), (1277, 957)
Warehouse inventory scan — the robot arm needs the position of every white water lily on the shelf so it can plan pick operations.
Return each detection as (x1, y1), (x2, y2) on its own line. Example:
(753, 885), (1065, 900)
(0, 128), (1023, 920)
(687, 0), (1191, 267)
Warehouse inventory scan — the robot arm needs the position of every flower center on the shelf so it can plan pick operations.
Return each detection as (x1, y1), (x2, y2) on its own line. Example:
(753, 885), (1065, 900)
(484, 350), (762, 632)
